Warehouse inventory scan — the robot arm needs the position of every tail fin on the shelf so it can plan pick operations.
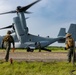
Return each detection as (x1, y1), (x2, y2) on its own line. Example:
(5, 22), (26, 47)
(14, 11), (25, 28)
(58, 28), (66, 37)
(68, 24), (76, 41)
(57, 28), (66, 43)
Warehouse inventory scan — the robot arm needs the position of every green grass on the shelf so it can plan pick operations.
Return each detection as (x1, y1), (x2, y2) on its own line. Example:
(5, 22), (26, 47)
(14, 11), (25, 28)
(0, 47), (76, 75)
(0, 61), (76, 75)
(0, 46), (67, 52)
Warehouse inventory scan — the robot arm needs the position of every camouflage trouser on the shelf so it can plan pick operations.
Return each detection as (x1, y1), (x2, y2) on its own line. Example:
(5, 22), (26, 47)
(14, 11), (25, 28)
(68, 47), (75, 63)
(4, 42), (11, 62)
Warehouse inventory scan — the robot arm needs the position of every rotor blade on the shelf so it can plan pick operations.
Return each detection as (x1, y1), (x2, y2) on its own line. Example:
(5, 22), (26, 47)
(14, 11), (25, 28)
(19, 0), (41, 11)
(0, 10), (16, 15)
(0, 25), (13, 30)
(25, 11), (32, 14)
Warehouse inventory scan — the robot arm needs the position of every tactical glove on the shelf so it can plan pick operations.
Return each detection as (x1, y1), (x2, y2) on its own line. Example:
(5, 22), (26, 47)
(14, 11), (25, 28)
(64, 47), (67, 50)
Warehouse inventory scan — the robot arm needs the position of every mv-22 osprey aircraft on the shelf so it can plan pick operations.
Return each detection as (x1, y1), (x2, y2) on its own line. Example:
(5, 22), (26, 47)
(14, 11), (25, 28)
(0, 0), (76, 52)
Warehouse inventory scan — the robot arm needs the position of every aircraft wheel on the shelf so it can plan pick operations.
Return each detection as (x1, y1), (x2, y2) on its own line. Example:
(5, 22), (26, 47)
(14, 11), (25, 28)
(31, 49), (34, 52)
(39, 49), (41, 52)
(27, 47), (31, 52)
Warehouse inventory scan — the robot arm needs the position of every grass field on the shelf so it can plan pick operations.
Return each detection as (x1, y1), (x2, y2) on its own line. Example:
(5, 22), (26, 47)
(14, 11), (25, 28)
(0, 46), (75, 75)
(0, 61), (76, 75)
(0, 46), (67, 52)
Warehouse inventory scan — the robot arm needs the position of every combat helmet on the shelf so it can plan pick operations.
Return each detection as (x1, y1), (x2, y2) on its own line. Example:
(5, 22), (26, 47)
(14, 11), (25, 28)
(66, 33), (71, 38)
(7, 30), (11, 34)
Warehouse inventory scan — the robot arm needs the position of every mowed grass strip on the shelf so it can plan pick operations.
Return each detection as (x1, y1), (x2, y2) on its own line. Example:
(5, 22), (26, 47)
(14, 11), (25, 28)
(0, 46), (67, 52)
(0, 61), (76, 75)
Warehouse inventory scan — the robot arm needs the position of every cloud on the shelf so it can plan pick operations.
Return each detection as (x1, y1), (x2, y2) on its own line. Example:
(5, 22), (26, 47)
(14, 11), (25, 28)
(0, 0), (76, 37)
(0, 1), (12, 12)
(0, 0), (76, 47)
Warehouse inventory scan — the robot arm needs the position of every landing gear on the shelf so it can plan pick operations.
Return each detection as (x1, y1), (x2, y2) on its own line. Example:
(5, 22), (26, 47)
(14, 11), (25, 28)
(39, 48), (41, 52)
(41, 48), (51, 52)
(38, 48), (51, 52)
(27, 47), (34, 52)
(30, 49), (34, 52)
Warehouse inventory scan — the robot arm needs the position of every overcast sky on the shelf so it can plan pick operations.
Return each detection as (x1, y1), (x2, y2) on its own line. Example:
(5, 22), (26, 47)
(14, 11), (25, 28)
(0, 0), (76, 46)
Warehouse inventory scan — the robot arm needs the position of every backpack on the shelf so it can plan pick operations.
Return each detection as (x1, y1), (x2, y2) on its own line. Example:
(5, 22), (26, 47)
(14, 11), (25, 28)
(3, 34), (13, 43)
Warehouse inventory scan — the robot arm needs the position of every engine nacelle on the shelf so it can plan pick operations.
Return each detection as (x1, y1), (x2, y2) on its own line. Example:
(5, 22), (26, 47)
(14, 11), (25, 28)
(13, 17), (26, 43)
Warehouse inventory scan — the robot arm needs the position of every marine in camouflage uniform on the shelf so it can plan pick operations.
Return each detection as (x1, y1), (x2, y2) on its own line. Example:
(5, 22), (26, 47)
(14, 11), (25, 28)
(2, 31), (15, 62)
(65, 33), (75, 63)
